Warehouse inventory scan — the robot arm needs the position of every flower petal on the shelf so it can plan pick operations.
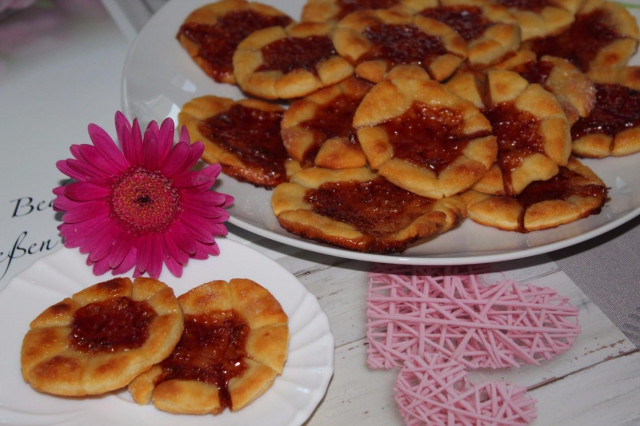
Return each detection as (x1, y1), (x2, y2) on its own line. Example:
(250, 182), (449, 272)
(61, 200), (109, 223)
(117, 113), (144, 165)
(87, 122), (129, 170)
(63, 182), (110, 201)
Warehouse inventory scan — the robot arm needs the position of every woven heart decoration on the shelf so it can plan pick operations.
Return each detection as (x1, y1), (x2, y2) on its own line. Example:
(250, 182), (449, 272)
(395, 354), (537, 425)
(366, 265), (580, 370)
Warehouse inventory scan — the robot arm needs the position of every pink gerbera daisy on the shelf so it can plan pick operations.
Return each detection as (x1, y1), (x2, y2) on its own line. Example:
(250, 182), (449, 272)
(53, 111), (234, 278)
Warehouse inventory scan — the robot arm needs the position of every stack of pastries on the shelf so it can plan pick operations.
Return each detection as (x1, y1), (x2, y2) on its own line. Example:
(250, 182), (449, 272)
(177, 0), (640, 254)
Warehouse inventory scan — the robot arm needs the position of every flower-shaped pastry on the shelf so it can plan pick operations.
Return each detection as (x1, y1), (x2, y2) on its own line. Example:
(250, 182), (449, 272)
(176, 0), (292, 84)
(493, 0), (581, 41)
(179, 95), (298, 187)
(525, 0), (639, 77)
(301, 0), (432, 22)
(461, 157), (608, 232)
(53, 112), (233, 278)
(233, 21), (354, 99)
(570, 66), (640, 158)
(281, 76), (372, 169)
(414, 0), (521, 68)
(129, 279), (289, 415)
(354, 78), (496, 198)
(21, 277), (184, 396)
(271, 167), (467, 253)
(332, 8), (467, 82)
(446, 69), (571, 196)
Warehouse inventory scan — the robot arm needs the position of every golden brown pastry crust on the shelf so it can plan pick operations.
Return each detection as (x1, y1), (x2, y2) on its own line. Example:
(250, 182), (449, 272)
(523, 0), (639, 76)
(176, 0), (292, 84)
(495, 0), (580, 41)
(461, 157), (608, 232)
(281, 76), (372, 168)
(332, 8), (467, 82)
(232, 21), (354, 99)
(570, 70), (640, 158)
(179, 95), (299, 188)
(353, 78), (496, 198)
(21, 277), (183, 397)
(493, 51), (596, 124)
(445, 69), (572, 196)
(271, 167), (467, 253)
(301, 0), (435, 23)
(412, 0), (521, 68)
(129, 279), (289, 415)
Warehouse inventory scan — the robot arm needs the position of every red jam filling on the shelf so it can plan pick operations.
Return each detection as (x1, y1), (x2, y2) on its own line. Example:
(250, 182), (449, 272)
(382, 102), (484, 174)
(200, 104), (286, 183)
(178, 10), (292, 82)
(495, 0), (551, 12)
(300, 94), (363, 161)
(483, 102), (543, 195)
(70, 297), (156, 353)
(257, 35), (336, 75)
(528, 9), (621, 72)
(420, 6), (491, 41)
(571, 83), (640, 139)
(361, 24), (447, 68)
(158, 310), (249, 410)
(336, 0), (399, 19)
(305, 177), (435, 236)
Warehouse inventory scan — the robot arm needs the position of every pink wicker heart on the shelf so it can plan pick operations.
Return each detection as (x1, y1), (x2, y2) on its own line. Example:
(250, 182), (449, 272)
(367, 265), (580, 370)
(395, 354), (537, 425)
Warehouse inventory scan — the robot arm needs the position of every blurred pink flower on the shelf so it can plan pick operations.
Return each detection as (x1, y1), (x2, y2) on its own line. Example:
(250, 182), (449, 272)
(53, 112), (234, 278)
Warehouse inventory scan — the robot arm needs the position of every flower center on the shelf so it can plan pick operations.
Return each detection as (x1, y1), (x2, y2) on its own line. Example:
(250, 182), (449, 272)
(109, 167), (181, 235)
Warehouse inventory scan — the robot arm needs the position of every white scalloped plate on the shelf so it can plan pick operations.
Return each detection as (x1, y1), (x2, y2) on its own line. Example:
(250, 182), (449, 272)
(122, 0), (640, 265)
(0, 239), (334, 426)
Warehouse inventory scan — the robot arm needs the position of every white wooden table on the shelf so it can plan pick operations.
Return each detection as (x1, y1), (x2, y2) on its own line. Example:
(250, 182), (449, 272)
(1, 1), (639, 425)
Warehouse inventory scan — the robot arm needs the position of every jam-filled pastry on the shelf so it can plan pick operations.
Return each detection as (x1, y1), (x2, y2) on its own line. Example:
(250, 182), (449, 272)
(412, 0), (521, 68)
(281, 76), (372, 169)
(271, 167), (467, 253)
(353, 78), (496, 199)
(179, 95), (299, 188)
(129, 279), (289, 415)
(491, 0), (581, 41)
(176, 0), (293, 84)
(445, 69), (572, 196)
(570, 68), (640, 158)
(493, 51), (596, 125)
(461, 157), (608, 232)
(524, 0), (639, 78)
(232, 21), (354, 99)
(332, 8), (467, 83)
(301, 0), (432, 23)
(21, 277), (184, 396)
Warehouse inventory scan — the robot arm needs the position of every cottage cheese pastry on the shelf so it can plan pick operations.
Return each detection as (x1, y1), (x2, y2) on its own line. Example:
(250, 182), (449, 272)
(21, 277), (183, 396)
(461, 157), (608, 232)
(414, 0), (521, 68)
(493, 51), (596, 125)
(301, 0), (433, 23)
(524, 0), (639, 78)
(353, 78), (496, 199)
(332, 8), (467, 82)
(445, 69), (572, 196)
(281, 76), (372, 168)
(271, 167), (467, 253)
(179, 95), (298, 188)
(128, 279), (289, 415)
(176, 0), (292, 84)
(491, 0), (581, 41)
(570, 69), (640, 158)
(232, 21), (353, 99)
